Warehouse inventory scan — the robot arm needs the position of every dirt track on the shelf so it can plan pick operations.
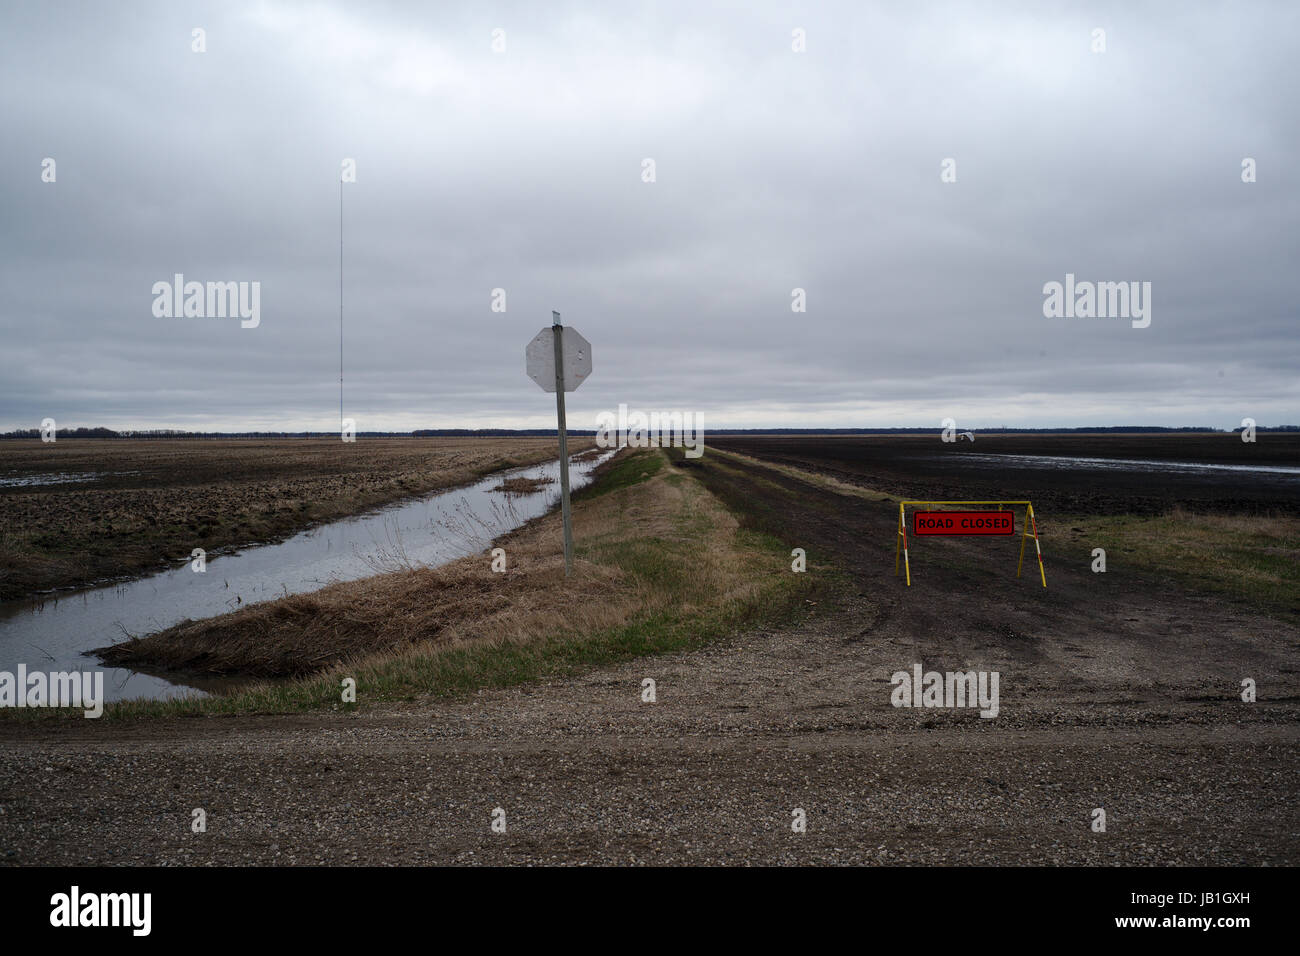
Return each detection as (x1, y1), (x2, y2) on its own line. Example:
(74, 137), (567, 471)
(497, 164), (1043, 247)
(1, 449), (1297, 865)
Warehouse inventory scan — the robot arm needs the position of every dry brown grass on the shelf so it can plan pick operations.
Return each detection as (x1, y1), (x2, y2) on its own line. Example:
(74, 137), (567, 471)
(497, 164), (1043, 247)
(492, 475), (555, 494)
(100, 448), (773, 680)
(710, 447), (893, 501)
(1065, 505), (1300, 615)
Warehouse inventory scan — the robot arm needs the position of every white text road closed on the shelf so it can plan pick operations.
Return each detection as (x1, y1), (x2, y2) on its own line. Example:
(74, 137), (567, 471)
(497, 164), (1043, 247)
(913, 511), (1014, 535)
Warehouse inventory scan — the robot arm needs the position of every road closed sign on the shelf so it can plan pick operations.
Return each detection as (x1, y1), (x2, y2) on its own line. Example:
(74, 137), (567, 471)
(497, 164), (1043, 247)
(913, 511), (1014, 536)
(897, 499), (1045, 587)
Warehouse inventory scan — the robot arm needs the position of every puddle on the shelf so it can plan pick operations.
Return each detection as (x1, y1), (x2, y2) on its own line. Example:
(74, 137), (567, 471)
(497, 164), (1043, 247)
(926, 453), (1300, 478)
(0, 471), (138, 488)
(0, 451), (616, 702)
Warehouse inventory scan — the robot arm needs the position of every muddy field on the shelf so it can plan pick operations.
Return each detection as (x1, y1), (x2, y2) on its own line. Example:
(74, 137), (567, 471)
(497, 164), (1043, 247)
(0, 437), (590, 601)
(1, 442), (1296, 865)
(706, 433), (1300, 516)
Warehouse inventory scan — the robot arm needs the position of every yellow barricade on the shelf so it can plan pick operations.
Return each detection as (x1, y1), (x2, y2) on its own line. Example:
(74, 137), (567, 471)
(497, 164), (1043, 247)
(895, 500), (1046, 588)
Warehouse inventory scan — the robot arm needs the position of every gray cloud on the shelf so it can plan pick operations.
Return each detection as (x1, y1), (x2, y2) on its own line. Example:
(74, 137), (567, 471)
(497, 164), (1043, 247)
(2, 0), (1297, 432)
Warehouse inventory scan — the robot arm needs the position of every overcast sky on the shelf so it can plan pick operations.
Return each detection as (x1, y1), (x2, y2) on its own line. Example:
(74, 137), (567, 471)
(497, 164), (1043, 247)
(2, 1), (1296, 432)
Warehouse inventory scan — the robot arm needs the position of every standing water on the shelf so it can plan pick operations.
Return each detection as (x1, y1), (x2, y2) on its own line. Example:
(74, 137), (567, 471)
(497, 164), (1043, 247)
(0, 451), (616, 702)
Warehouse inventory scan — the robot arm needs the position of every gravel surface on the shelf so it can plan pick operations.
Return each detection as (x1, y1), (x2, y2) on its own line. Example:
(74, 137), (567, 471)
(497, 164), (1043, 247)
(1, 450), (1295, 866)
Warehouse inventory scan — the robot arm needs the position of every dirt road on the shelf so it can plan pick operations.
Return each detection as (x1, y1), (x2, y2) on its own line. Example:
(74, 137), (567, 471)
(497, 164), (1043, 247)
(2, 450), (1296, 865)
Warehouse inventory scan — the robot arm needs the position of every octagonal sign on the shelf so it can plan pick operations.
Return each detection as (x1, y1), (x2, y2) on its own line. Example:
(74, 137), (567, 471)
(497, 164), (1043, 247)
(526, 326), (591, 392)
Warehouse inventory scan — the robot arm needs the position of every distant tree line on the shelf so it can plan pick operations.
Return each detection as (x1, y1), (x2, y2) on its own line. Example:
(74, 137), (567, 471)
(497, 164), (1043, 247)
(2, 426), (121, 439)
(731, 426), (1300, 434)
(412, 428), (599, 437)
(3, 424), (1296, 440)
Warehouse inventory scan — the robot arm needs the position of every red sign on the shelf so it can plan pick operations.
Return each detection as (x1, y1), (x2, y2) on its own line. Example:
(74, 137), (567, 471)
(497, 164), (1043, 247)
(913, 511), (1014, 536)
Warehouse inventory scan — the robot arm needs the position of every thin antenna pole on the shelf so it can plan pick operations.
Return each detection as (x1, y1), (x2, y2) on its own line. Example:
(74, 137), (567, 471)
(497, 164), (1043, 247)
(339, 180), (343, 432)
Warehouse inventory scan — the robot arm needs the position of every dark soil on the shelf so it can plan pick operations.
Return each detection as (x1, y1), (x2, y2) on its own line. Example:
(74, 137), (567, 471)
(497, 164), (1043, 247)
(707, 433), (1300, 516)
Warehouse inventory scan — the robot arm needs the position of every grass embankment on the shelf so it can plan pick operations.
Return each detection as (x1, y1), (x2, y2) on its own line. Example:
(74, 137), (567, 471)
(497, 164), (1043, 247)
(1059, 508), (1300, 619)
(75, 447), (814, 720)
(0, 437), (592, 600)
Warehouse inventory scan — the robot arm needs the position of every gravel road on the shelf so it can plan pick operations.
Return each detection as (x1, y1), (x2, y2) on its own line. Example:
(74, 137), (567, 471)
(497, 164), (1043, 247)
(1, 450), (1296, 865)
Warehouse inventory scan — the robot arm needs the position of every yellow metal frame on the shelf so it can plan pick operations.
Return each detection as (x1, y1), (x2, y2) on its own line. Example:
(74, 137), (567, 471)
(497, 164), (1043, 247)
(895, 500), (1046, 588)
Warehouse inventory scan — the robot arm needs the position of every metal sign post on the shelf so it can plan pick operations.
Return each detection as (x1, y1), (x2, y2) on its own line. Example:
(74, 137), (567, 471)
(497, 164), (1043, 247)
(526, 312), (592, 577)
(551, 314), (573, 575)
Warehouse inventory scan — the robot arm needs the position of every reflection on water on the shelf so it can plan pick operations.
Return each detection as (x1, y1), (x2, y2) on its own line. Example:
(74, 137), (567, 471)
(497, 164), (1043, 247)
(928, 452), (1300, 478)
(0, 451), (615, 702)
(0, 471), (138, 488)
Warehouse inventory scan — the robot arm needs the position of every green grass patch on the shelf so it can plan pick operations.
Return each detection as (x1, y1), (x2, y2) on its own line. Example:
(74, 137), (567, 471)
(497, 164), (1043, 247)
(1066, 508), (1300, 620)
(573, 447), (662, 499)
